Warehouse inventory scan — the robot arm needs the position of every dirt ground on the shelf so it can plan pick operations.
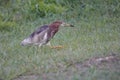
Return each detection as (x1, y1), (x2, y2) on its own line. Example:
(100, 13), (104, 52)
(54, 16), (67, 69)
(14, 54), (120, 80)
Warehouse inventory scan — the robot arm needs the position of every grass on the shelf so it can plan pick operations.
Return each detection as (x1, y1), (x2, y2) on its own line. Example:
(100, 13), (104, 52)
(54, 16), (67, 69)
(0, 15), (120, 80)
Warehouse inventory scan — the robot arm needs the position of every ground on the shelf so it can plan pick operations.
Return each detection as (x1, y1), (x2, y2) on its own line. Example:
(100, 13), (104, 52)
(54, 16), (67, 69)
(14, 54), (120, 80)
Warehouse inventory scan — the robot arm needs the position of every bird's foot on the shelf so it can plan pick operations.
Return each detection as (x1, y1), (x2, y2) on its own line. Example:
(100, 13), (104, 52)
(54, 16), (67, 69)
(51, 45), (64, 49)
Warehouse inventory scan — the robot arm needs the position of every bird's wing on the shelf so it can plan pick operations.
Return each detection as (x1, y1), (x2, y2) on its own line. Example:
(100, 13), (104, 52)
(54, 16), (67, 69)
(30, 25), (49, 38)
(31, 27), (49, 45)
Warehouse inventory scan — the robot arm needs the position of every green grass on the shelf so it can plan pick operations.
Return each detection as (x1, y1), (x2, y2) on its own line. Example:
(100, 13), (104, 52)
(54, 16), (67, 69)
(0, 15), (120, 80)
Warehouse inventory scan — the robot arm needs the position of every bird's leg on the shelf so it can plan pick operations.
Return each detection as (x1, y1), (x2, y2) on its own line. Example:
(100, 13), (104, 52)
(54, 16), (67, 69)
(38, 44), (42, 47)
(47, 42), (63, 49)
(46, 42), (64, 49)
(39, 45), (41, 47)
(51, 45), (64, 49)
(46, 42), (51, 46)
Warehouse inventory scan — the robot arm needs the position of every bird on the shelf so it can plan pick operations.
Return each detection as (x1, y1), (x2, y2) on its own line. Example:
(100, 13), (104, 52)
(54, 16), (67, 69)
(21, 21), (74, 48)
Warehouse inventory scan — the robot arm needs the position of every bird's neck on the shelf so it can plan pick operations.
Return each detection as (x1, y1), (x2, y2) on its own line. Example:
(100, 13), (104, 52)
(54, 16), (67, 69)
(49, 24), (60, 32)
(47, 25), (59, 39)
(49, 26), (59, 35)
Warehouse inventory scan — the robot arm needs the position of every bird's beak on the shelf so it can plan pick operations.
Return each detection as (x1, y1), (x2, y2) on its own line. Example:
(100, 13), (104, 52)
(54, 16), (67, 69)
(70, 24), (74, 27)
(61, 22), (74, 27)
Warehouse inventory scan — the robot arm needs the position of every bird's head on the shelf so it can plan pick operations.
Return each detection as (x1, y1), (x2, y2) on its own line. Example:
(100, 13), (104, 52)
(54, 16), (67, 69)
(49, 21), (74, 28)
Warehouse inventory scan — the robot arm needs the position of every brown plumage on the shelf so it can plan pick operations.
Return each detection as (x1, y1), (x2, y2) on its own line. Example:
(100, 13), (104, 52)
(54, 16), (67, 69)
(21, 21), (74, 47)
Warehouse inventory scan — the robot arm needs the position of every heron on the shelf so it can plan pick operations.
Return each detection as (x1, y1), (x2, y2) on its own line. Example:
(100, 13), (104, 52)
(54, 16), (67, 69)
(21, 21), (74, 48)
